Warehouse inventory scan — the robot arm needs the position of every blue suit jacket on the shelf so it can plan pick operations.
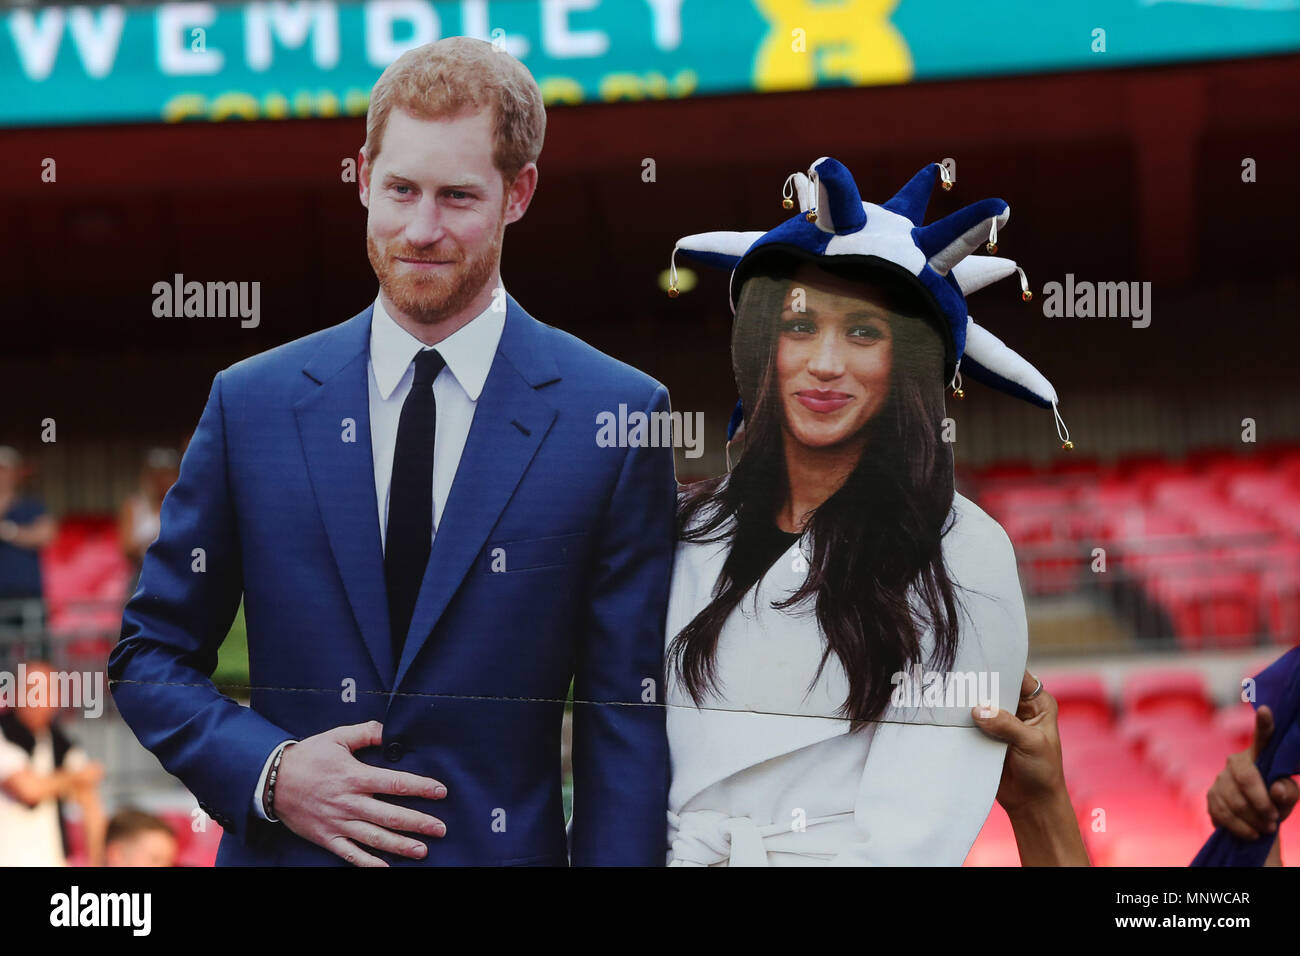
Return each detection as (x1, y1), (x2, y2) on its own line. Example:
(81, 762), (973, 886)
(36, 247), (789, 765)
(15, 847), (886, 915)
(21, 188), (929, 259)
(108, 296), (676, 865)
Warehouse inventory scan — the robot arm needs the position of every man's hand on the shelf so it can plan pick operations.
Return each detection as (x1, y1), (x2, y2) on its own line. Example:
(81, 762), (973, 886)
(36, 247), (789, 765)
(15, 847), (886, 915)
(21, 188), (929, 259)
(1207, 706), (1299, 845)
(271, 721), (448, 867)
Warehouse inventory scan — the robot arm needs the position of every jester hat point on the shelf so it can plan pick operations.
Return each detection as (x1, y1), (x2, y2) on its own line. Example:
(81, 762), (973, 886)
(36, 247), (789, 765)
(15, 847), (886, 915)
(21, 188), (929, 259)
(669, 157), (1070, 448)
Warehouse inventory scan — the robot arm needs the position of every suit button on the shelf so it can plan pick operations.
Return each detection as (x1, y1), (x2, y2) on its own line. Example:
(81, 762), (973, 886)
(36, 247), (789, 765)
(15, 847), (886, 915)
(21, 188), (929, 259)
(384, 741), (404, 762)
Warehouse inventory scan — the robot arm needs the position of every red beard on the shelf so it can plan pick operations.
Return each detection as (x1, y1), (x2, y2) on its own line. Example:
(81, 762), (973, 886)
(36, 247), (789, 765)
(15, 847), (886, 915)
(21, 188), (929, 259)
(367, 223), (502, 326)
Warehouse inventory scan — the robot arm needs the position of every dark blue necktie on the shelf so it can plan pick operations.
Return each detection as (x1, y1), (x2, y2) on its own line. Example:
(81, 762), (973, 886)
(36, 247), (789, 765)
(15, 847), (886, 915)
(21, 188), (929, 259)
(385, 348), (445, 667)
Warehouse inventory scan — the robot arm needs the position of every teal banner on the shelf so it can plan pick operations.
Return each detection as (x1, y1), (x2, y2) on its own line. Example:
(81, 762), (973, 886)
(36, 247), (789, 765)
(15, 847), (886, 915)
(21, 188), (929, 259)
(2, 0), (1298, 127)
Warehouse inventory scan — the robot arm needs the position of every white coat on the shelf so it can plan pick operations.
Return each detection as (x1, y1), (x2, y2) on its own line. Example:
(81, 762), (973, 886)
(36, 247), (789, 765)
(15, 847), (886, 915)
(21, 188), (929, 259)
(665, 490), (1029, 866)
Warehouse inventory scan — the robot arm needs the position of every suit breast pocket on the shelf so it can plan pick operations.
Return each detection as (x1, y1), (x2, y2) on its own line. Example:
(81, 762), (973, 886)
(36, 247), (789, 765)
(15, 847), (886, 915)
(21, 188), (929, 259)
(481, 532), (588, 574)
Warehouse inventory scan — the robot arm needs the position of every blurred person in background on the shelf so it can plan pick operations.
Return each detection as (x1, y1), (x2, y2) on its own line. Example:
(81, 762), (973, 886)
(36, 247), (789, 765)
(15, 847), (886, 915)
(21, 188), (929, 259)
(117, 447), (180, 597)
(0, 446), (57, 633)
(104, 808), (179, 867)
(0, 660), (107, 866)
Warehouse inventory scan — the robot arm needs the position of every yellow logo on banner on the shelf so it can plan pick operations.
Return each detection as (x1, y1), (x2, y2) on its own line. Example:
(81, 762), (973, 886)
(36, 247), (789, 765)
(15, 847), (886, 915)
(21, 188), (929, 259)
(753, 0), (913, 91)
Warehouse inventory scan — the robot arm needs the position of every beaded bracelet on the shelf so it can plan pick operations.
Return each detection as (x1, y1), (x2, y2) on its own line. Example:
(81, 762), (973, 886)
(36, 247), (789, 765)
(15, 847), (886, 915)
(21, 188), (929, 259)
(264, 742), (292, 823)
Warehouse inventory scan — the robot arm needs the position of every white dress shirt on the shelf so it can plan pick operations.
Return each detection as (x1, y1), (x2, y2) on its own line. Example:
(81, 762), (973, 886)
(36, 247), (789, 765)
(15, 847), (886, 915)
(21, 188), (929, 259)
(251, 292), (507, 821)
(367, 293), (506, 550)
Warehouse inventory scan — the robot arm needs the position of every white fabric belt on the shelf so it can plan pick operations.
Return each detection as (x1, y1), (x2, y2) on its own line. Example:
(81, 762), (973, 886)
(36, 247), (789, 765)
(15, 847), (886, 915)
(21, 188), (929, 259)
(667, 809), (862, 867)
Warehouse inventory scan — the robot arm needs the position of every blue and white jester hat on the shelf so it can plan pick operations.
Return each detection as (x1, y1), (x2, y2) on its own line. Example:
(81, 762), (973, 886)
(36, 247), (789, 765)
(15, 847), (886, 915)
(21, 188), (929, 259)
(668, 157), (1071, 448)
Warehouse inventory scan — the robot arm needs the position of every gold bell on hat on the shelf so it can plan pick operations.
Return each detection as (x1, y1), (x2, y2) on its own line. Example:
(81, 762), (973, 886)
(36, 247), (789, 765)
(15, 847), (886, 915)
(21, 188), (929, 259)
(806, 211), (817, 223)
(941, 180), (953, 192)
(667, 285), (679, 298)
(953, 387), (965, 399)
(1062, 440), (1074, 450)
(986, 241), (998, 254)
(782, 198), (794, 209)
(1022, 290), (1033, 302)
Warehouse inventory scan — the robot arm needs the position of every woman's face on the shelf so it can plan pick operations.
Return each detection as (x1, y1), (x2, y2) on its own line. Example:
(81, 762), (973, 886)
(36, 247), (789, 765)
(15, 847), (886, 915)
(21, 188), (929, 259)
(775, 264), (895, 450)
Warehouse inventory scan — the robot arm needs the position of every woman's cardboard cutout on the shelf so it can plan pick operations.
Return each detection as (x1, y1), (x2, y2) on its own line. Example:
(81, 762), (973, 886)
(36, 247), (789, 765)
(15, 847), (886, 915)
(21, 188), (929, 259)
(662, 158), (1049, 866)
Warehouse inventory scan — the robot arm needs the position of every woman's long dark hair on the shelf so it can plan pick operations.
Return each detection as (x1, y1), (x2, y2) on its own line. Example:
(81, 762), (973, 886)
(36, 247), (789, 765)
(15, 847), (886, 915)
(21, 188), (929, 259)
(668, 259), (961, 726)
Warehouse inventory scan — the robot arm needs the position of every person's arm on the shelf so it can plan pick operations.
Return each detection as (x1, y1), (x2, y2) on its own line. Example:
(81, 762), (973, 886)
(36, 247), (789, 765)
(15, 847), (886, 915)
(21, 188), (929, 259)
(107, 371), (298, 840)
(973, 671), (1091, 866)
(109, 372), (447, 864)
(1, 764), (84, 806)
(0, 512), (56, 549)
(117, 497), (145, 562)
(1004, 790), (1090, 866)
(62, 750), (108, 866)
(1206, 705), (1299, 867)
(568, 383), (676, 867)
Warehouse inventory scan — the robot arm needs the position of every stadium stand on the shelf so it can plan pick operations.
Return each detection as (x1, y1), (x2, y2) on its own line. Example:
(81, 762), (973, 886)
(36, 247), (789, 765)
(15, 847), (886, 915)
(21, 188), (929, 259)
(970, 445), (1300, 650)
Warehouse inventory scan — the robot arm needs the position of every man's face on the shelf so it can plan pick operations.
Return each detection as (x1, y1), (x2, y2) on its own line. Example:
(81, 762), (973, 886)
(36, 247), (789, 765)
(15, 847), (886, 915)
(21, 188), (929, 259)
(359, 107), (532, 326)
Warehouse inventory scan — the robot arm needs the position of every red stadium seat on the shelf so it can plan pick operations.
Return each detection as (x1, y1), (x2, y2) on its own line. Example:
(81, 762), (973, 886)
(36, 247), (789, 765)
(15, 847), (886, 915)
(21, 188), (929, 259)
(1047, 456), (1103, 477)
(1077, 482), (1145, 513)
(1074, 788), (1211, 866)
(975, 461), (1040, 483)
(983, 483), (1078, 517)
(1144, 726), (1237, 786)
(1144, 571), (1259, 649)
(1261, 567), (1300, 646)
(964, 802), (1022, 867)
(1281, 820), (1300, 866)
(1038, 672), (1112, 728)
(40, 515), (130, 638)
(1150, 475), (1221, 510)
(1062, 751), (1152, 795)
(1227, 473), (1300, 512)
(1102, 829), (1214, 866)
(1270, 500), (1300, 537)
(1213, 704), (1259, 752)
(1121, 670), (1213, 720)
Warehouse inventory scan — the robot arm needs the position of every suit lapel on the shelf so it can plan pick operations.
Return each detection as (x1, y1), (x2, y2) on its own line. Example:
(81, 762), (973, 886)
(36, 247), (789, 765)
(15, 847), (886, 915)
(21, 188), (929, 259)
(393, 297), (560, 691)
(293, 306), (395, 685)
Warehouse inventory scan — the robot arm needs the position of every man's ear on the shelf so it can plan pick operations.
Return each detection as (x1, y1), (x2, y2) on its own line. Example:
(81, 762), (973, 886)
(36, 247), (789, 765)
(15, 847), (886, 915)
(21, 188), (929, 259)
(358, 149), (371, 209)
(502, 162), (538, 226)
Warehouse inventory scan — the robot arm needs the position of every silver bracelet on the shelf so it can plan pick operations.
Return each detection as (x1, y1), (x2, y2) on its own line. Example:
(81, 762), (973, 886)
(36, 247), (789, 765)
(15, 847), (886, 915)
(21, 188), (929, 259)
(264, 742), (292, 823)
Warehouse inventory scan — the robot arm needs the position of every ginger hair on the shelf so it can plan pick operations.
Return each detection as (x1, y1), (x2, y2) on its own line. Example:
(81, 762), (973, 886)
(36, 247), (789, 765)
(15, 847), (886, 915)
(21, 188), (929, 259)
(363, 37), (546, 183)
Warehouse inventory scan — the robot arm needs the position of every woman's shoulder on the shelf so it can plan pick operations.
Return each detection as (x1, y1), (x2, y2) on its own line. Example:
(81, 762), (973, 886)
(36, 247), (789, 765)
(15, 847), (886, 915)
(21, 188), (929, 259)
(946, 492), (1016, 571)
(943, 492), (1028, 682)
